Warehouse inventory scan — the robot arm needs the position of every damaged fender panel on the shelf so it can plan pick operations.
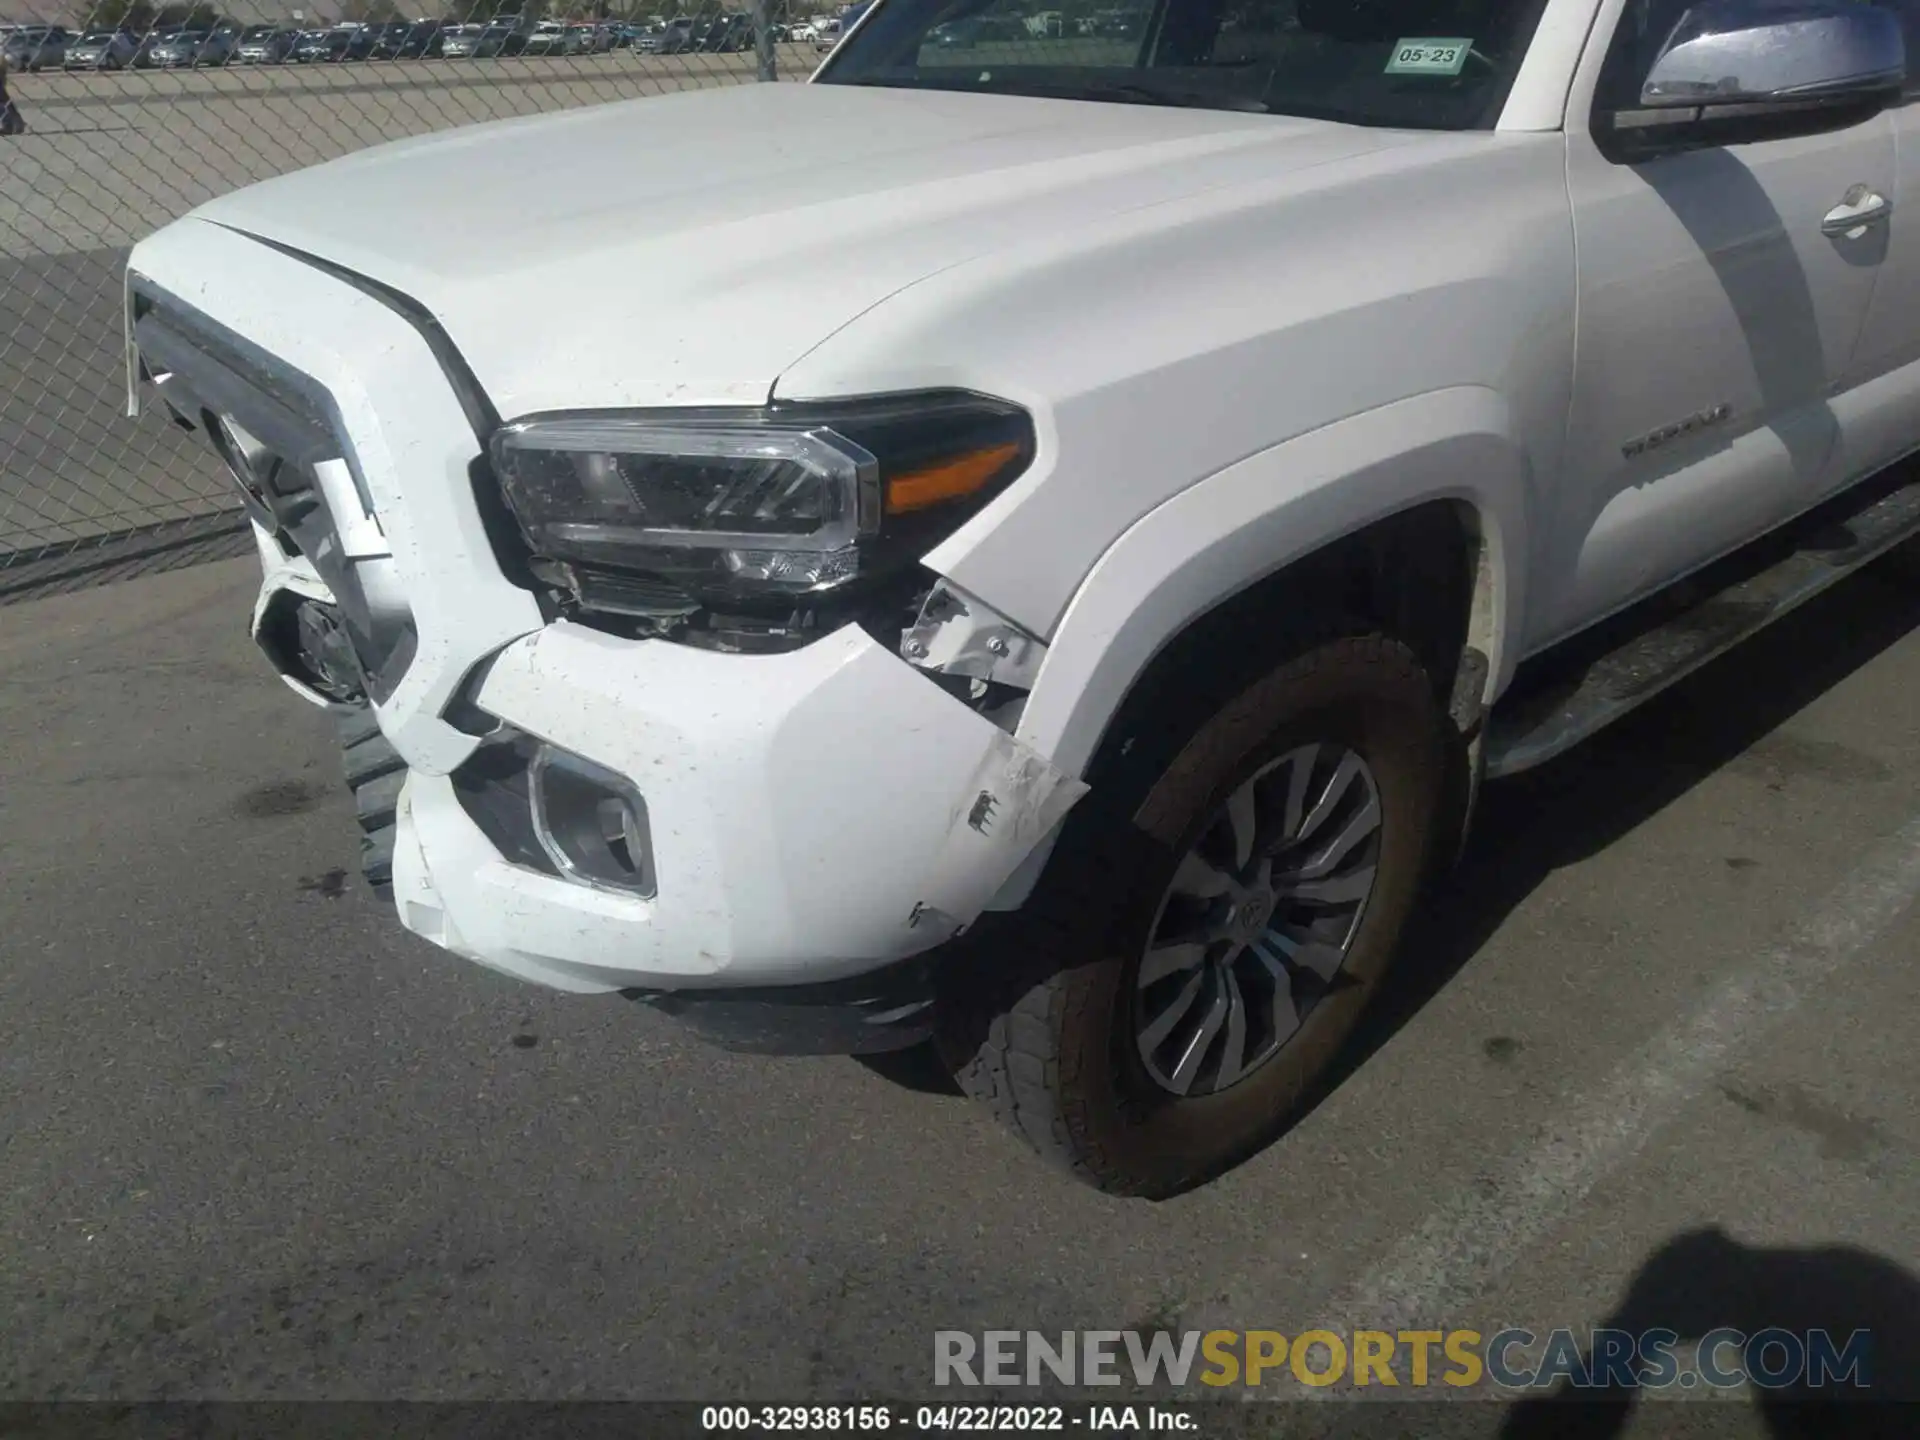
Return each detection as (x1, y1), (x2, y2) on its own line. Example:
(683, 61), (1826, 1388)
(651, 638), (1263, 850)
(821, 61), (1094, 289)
(453, 618), (1087, 988)
(910, 725), (1087, 946)
(901, 578), (1048, 693)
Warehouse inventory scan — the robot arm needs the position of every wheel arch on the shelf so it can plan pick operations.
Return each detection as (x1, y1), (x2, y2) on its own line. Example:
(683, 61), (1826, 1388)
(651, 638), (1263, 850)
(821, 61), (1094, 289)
(1013, 386), (1529, 786)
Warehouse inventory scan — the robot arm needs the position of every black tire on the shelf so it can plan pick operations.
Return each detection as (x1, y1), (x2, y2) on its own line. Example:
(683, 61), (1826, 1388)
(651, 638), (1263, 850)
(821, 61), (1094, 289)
(935, 633), (1450, 1198)
(334, 704), (406, 897)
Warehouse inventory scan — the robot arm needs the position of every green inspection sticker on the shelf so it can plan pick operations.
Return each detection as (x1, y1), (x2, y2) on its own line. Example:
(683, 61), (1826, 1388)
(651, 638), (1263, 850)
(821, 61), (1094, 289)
(1385, 37), (1472, 75)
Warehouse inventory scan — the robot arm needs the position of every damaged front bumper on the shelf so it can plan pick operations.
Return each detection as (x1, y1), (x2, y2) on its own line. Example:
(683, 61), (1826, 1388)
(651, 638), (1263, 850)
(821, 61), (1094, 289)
(127, 217), (1086, 1040)
(392, 617), (1085, 1003)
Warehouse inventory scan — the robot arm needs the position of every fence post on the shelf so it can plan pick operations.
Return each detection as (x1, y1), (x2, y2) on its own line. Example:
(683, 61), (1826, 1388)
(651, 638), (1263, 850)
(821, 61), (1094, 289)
(751, 0), (778, 80)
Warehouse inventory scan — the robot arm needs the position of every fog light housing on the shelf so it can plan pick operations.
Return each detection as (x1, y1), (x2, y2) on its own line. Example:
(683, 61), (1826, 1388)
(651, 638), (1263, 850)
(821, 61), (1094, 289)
(528, 745), (657, 898)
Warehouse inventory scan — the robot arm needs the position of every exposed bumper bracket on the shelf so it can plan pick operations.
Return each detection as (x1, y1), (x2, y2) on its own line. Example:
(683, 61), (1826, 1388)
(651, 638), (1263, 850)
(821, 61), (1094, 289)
(623, 954), (940, 1056)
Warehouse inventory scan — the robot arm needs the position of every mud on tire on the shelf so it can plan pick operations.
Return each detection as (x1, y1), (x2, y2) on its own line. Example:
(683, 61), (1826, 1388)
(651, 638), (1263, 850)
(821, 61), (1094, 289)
(334, 704), (406, 898)
(934, 634), (1451, 1198)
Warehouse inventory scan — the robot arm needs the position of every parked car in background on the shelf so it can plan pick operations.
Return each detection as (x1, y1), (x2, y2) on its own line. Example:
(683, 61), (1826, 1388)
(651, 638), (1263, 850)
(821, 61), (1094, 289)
(496, 15), (538, 54)
(233, 25), (296, 64)
(520, 20), (567, 54)
(460, 15), (534, 56)
(287, 27), (331, 60)
(62, 29), (138, 70)
(652, 16), (696, 52)
(141, 27), (236, 68)
(294, 25), (376, 63)
(698, 13), (756, 51)
(365, 21), (414, 59)
(393, 20), (448, 57)
(3, 24), (68, 71)
(951, 14), (1037, 43)
(137, 28), (190, 68)
(814, 8), (866, 52)
(438, 23), (483, 56)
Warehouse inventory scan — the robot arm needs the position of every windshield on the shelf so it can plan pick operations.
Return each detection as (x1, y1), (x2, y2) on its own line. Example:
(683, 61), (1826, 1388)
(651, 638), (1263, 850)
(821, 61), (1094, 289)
(81, 30), (119, 41)
(817, 0), (1550, 129)
(241, 26), (277, 38)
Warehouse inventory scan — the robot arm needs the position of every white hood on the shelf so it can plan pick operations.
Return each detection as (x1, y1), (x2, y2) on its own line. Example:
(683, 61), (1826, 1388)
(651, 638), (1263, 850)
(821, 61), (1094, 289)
(191, 81), (1400, 418)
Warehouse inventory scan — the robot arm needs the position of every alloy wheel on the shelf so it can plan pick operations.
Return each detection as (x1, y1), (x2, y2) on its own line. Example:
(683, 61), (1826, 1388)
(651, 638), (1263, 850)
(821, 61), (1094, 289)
(1134, 743), (1383, 1097)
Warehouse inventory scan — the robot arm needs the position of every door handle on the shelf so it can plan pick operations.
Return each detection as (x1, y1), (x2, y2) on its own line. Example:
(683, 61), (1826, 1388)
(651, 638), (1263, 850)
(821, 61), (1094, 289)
(1823, 186), (1892, 238)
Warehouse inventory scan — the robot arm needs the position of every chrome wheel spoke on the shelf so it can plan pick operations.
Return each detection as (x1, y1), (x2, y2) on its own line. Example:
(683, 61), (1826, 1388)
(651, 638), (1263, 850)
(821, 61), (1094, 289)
(1296, 750), (1367, 846)
(1138, 968), (1207, 1054)
(1214, 978), (1250, 1090)
(1250, 934), (1288, 979)
(1224, 780), (1258, 871)
(1293, 790), (1381, 880)
(1167, 982), (1231, 1095)
(1251, 939), (1305, 1035)
(1135, 741), (1382, 1098)
(1290, 865), (1377, 906)
(1279, 744), (1319, 842)
(1139, 941), (1208, 989)
(1172, 850), (1233, 900)
(1276, 930), (1347, 984)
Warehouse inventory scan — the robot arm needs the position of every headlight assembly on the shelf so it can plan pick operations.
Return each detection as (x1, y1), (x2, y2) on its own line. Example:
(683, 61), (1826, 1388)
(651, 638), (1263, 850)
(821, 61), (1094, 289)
(489, 391), (1035, 609)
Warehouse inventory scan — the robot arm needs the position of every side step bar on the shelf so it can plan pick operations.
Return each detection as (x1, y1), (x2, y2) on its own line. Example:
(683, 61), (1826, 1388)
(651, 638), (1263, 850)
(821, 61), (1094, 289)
(1486, 465), (1920, 779)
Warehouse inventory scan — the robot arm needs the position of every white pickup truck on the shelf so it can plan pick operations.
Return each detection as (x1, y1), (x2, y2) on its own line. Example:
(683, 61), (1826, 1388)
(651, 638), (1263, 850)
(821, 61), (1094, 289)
(127, 0), (1920, 1196)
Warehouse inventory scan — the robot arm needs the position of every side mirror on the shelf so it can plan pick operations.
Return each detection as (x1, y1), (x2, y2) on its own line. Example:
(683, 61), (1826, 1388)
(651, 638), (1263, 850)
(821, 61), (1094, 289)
(1608, 0), (1906, 156)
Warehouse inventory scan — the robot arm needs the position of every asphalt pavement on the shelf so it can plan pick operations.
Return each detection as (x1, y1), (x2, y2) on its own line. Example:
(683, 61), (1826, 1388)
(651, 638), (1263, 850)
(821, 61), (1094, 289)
(2, 551), (1919, 1428)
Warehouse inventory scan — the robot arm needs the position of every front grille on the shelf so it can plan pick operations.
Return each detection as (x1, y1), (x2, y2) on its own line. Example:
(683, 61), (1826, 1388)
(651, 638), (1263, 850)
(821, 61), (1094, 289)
(129, 277), (419, 701)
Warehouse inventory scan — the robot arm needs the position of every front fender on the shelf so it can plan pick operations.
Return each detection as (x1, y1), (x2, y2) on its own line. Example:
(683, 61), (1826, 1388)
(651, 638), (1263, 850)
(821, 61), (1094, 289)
(1013, 386), (1531, 780)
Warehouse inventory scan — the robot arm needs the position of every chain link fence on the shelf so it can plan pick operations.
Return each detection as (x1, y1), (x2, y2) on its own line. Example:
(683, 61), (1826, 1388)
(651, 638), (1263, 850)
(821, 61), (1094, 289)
(0, 2), (828, 596)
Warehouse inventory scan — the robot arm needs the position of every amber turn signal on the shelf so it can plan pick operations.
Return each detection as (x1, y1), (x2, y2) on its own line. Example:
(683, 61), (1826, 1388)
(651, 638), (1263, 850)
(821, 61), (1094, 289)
(884, 441), (1025, 516)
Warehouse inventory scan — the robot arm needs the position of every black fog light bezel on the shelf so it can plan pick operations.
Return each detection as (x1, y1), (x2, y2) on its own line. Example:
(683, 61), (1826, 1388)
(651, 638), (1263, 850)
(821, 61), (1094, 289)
(528, 744), (658, 899)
